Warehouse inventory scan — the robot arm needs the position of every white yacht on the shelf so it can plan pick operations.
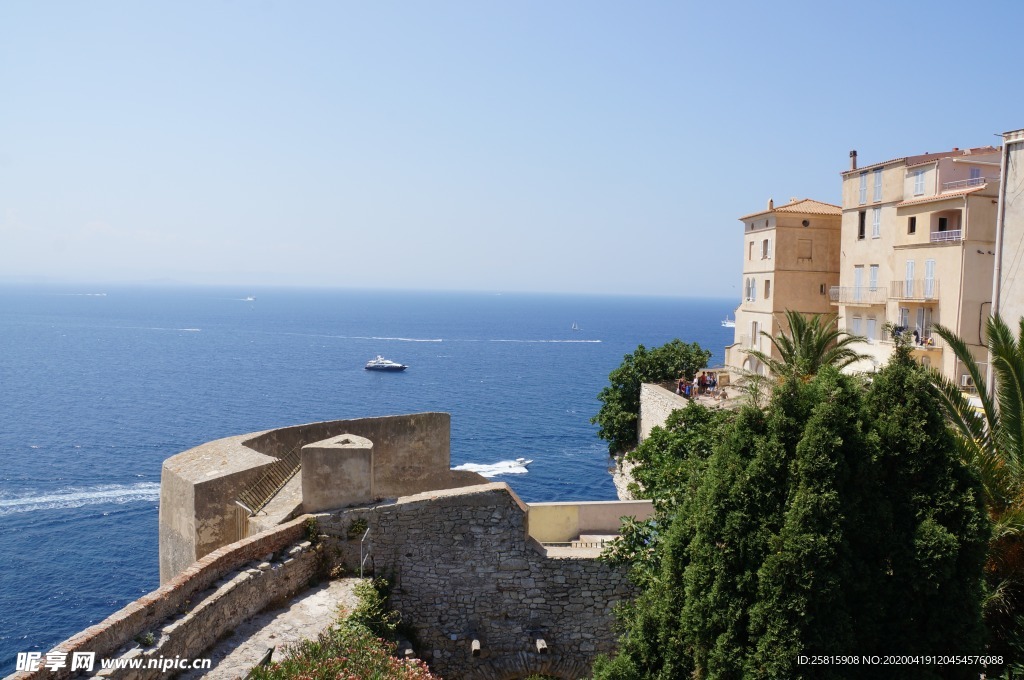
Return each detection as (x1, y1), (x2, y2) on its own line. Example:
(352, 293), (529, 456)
(364, 355), (408, 371)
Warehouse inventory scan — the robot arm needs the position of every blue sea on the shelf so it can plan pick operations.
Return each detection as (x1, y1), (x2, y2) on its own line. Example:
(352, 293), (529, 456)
(0, 285), (734, 668)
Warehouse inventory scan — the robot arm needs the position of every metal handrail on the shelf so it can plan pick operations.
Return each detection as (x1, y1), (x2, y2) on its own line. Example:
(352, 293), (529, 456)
(889, 279), (940, 300)
(360, 527), (371, 578)
(930, 229), (962, 243)
(236, 446), (302, 516)
(942, 177), (990, 191)
(829, 286), (888, 305)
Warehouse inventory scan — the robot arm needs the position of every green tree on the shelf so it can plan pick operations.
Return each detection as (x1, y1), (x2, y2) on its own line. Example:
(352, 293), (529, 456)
(931, 315), (1024, 665)
(592, 339), (712, 455)
(596, 343), (989, 679)
(745, 310), (868, 380)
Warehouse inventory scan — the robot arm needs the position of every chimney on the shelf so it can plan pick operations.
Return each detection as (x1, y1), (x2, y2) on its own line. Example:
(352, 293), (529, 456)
(850, 150), (858, 171)
(768, 198), (774, 210)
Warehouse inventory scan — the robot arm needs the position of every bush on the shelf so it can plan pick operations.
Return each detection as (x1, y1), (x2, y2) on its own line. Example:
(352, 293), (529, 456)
(592, 339), (712, 455)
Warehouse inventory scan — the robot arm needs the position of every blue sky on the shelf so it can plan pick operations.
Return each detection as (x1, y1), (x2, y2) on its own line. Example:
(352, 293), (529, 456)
(1, 1), (1020, 296)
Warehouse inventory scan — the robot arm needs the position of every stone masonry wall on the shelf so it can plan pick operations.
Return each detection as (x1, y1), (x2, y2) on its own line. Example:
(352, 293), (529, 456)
(318, 483), (635, 680)
(638, 382), (689, 444)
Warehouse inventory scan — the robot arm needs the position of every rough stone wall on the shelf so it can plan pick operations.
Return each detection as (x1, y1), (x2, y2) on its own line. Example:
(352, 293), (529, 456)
(318, 483), (635, 680)
(14, 516), (316, 680)
(638, 382), (688, 443)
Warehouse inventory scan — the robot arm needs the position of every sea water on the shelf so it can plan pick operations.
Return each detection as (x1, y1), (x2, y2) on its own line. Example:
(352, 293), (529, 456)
(0, 285), (735, 666)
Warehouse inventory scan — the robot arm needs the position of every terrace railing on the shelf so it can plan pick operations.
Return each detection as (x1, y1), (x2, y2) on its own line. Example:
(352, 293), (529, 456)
(930, 229), (962, 243)
(890, 279), (940, 301)
(829, 286), (888, 305)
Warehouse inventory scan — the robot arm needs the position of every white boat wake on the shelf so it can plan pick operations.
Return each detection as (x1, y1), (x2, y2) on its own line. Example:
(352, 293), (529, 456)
(452, 458), (532, 478)
(0, 483), (161, 515)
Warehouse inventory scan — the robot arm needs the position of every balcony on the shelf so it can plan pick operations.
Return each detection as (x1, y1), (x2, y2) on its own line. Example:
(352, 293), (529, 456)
(829, 286), (887, 306)
(889, 279), (939, 301)
(942, 176), (992, 191)
(930, 229), (962, 243)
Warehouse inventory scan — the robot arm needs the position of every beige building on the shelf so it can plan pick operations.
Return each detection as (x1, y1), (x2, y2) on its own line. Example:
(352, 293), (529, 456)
(834, 146), (1001, 384)
(725, 198), (842, 374)
(994, 129), (1024, 329)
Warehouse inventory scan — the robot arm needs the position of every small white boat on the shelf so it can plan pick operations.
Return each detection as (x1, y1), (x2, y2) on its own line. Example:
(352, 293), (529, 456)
(721, 315), (736, 328)
(364, 355), (408, 371)
(571, 321), (581, 331)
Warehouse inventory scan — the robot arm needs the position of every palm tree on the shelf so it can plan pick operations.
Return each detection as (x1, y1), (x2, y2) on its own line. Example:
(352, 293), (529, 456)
(744, 310), (869, 380)
(931, 315), (1024, 658)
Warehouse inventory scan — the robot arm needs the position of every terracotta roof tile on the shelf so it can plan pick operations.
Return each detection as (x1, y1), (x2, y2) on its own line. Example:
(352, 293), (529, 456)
(738, 198), (841, 221)
(895, 185), (988, 207)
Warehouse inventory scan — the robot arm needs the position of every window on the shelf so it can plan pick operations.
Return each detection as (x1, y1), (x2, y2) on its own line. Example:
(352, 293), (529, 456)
(750, 321), (760, 349)
(749, 242), (754, 260)
(852, 316), (863, 336)
(859, 172), (868, 204)
(867, 317), (877, 343)
(854, 266), (864, 302)
(905, 260), (915, 296)
(970, 167), (982, 181)
(858, 211), (866, 240)
(764, 279), (771, 299)
(938, 216), (948, 232)
(869, 264), (879, 291)
(745, 277), (756, 302)
(914, 169), (925, 195)
(762, 239), (770, 259)
(899, 307), (910, 329)
(798, 238), (812, 259)
(820, 283), (826, 295)
(908, 216), (917, 234)
(924, 259), (935, 297)
(871, 207), (881, 238)
(873, 168), (882, 202)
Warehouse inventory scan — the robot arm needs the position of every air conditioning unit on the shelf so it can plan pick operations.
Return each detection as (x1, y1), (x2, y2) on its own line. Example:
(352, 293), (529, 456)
(961, 375), (975, 388)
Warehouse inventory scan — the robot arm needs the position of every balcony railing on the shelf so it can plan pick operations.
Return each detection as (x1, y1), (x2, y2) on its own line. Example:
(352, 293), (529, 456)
(886, 325), (943, 350)
(942, 176), (992, 191)
(890, 279), (940, 301)
(829, 286), (888, 305)
(930, 229), (962, 243)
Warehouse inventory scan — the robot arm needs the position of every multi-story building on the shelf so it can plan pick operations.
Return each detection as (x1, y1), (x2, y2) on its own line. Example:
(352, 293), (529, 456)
(834, 146), (1001, 383)
(994, 129), (1024, 329)
(725, 198), (842, 374)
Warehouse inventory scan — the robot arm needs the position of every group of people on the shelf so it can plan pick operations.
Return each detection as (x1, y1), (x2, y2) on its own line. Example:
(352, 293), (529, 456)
(676, 370), (721, 399)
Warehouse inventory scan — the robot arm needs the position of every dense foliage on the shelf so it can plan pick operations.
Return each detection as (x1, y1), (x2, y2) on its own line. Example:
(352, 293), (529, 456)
(595, 341), (989, 679)
(250, 579), (438, 680)
(592, 339), (712, 455)
(931, 315), (1024, 669)
(744, 310), (867, 380)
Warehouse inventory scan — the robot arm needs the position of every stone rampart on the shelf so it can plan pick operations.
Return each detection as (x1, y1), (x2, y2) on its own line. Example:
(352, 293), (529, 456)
(160, 413), (485, 583)
(14, 516), (316, 680)
(318, 483), (636, 679)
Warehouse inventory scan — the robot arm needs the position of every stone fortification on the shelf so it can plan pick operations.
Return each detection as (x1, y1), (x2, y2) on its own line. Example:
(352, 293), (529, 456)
(12, 516), (317, 680)
(319, 483), (636, 680)
(160, 413), (484, 583)
(38, 413), (652, 680)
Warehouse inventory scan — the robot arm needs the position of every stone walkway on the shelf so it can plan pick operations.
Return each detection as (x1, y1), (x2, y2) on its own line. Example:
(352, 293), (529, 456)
(178, 578), (363, 679)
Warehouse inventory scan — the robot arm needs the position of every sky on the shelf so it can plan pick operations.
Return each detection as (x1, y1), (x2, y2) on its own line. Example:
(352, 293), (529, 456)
(1, 1), (1021, 297)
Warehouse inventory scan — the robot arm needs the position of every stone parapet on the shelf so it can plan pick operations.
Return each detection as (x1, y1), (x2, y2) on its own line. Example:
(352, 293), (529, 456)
(13, 516), (315, 680)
